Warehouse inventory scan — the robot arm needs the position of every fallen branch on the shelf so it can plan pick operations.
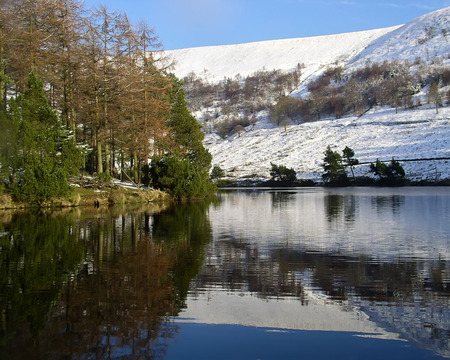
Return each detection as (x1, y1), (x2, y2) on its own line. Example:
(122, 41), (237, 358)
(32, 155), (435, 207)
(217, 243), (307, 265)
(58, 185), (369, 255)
(116, 165), (141, 190)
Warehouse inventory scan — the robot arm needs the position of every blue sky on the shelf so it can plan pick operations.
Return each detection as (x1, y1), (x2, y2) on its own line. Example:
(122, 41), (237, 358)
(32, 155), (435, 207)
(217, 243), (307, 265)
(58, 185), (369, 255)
(82, 0), (450, 50)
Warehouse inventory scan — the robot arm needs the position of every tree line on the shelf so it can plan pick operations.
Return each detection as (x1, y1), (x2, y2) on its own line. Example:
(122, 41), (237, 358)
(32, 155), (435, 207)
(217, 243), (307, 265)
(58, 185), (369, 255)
(0, 0), (215, 203)
(270, 60), (450, 126)
(210, 145), (407, 186)
(182, 65), (303, 138)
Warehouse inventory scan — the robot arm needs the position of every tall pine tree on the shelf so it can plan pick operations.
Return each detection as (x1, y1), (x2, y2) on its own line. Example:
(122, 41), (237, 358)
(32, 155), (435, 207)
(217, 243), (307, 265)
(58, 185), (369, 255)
(149, 74), (216, 198)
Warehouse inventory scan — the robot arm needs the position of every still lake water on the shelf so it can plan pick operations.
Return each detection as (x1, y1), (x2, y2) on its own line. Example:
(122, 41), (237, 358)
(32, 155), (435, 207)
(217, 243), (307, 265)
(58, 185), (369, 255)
(0, 187), (449, 359)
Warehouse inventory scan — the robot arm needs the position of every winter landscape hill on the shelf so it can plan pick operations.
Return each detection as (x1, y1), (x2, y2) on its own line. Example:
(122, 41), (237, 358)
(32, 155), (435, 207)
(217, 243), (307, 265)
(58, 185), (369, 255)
(165, 7), (450, 184)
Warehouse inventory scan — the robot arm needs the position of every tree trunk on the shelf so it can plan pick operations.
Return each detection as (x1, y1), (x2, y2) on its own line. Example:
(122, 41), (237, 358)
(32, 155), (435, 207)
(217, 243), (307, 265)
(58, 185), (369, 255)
(105, 143), (110, 175)
(97, 137), (103, 174)
(133, 152), (138, 183)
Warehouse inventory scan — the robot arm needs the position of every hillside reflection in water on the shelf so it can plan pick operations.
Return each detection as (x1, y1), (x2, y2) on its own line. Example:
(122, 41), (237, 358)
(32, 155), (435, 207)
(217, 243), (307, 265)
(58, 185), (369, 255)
(0, 187), (449, 359)
(179, 187), (449, 359)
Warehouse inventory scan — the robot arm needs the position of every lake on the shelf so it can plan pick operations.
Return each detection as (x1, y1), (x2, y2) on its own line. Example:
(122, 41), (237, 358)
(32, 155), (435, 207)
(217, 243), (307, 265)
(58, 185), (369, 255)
(0, 187), (449, 359)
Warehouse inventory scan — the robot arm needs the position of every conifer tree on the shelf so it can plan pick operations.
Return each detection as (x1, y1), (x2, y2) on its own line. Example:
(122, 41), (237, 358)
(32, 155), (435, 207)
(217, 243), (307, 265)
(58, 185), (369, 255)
(210, 165), (225, 182)
(370, 158), (405, 185)
(322, 145), (348, 185)
(6, 72), (81, 204)
(342, 146), (359, 178)
(149, 75), (216, 198)
(166, 74), (212, 172)
(270, 163), (296, 183)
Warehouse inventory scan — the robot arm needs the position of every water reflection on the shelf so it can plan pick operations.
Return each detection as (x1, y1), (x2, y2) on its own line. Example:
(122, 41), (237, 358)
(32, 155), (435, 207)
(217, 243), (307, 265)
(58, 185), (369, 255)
(0, 188), (449, 359)
(372, 195), (404, 215)
(185, 187), (450, 358)
(0, 202), (212, 359)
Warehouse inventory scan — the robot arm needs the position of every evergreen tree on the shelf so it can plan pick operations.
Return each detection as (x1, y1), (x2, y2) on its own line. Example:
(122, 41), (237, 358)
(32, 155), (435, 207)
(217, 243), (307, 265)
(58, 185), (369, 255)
(322, 145), (348, 185)
(269, 163), (297, 183)
(370, 158), (406, 185)
(210, 165), (225, 182)
(5, 72), (81, 204)
(342, 146), (359, 178)
(165, 74), (211, 168)
(149, 74), (216, 198)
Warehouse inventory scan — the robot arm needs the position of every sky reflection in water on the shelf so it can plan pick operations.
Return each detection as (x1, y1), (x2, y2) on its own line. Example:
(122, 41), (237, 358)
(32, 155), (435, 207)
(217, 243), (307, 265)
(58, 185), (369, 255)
(178, 187), (450, 359)
(0, 187), (448, 359)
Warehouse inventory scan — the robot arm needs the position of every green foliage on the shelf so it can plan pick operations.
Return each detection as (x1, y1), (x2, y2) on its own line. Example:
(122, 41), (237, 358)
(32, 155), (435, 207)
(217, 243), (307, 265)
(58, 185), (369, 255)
(148, 74), (216, 198)
(167, 74), (205, 154)
(370, 158), (406, 185)
(269, 163), (297, 183)
(370, 159), (387, 178)
(0, 213), (85, 342)
(0, 108), (18, 180)
(4, 72), (82, 204)
(210, 165), (225, 181)
(149, 153), (216, 198)
(322, 146), (348, 185)
(93, 172), (113, 186)
(342, 146), (359, 178)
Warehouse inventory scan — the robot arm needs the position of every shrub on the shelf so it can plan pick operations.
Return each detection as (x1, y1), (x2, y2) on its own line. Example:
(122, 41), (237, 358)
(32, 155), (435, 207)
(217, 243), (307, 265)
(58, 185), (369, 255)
(149, 154), (216, 198)
(370, 158), (406, 186)
(210, 165), (225, 181)
(269, 163), (297, 183)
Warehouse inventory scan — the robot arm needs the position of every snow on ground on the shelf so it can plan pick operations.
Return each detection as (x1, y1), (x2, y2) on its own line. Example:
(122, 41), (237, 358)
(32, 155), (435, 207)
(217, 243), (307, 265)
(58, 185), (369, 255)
(164, 7), (450, 183)
(165, 7), (449, 85)
(164, 26), (399, 82)
(205, 106), (450, 183)
(349, 7), (450, 69)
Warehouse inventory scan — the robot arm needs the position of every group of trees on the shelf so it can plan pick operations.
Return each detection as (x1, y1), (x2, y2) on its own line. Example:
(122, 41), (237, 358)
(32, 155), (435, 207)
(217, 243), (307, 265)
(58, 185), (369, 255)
(270, 60), (450, 126)
(0, 72), (82, 203)
(256, 146), (406, 186)
(182, 66), (303, 138)
(322, 145), (406, 186)
(0, 0), (215, 203)
(184, 57), (448, 139)
(322, 146), (359, 185)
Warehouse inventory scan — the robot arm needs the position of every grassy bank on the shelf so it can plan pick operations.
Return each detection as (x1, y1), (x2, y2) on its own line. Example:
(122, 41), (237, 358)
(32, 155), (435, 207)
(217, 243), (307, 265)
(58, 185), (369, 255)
(0, 185), (169, 210)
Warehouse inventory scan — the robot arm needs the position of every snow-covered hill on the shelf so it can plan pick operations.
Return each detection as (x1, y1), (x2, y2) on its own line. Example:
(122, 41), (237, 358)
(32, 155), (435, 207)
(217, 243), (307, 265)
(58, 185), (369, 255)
(206, 107), (450, 183)
(165, 26), (400, 82)
(349, 7), (450, 69)
(164, 7), (450, 183)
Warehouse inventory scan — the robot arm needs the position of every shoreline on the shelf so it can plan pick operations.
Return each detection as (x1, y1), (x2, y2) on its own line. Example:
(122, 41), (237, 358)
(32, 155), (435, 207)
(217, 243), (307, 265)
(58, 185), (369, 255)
(216, 177), (450, 188)
(0, 186), (170, 211)
(2, 178), (448, 210)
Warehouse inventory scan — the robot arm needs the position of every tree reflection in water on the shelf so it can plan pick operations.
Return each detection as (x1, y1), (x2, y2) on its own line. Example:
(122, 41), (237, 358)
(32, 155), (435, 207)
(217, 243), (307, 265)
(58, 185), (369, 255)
(0, 202), (212, 360)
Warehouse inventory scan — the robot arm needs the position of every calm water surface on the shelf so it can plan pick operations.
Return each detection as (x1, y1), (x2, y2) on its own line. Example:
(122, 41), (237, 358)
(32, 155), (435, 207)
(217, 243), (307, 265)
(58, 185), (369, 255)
(0, 187), (449, 359)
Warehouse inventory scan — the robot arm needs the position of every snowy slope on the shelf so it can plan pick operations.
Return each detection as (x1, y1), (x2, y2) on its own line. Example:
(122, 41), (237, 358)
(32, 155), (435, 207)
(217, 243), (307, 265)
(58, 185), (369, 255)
(349, 7), (450, 69)
(164, 7), (450, 183)
(205, 107), (450, 183)
(165, 27), (399, 82)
